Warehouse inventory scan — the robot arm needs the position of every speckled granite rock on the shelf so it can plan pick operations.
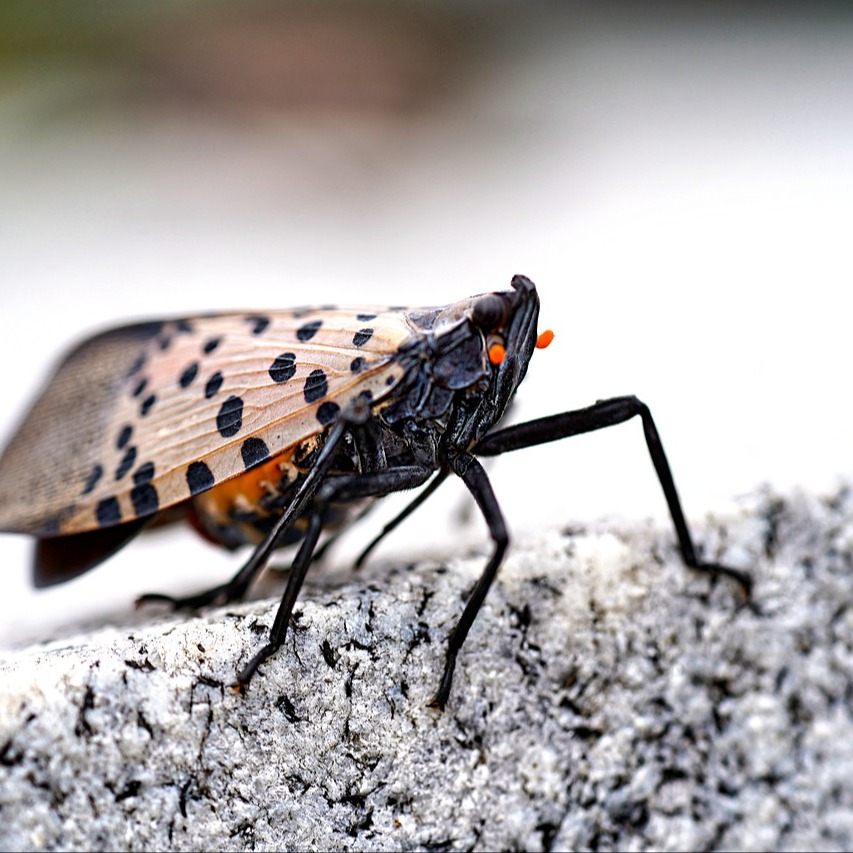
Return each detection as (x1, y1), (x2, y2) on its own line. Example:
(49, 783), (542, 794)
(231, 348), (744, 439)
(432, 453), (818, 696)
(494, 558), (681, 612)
(1, 487), (851, 851)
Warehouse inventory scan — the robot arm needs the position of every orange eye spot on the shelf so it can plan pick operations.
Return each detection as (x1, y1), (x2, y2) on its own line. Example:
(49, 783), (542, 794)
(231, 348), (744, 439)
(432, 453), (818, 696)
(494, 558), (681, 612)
(536, 329), (554, 350)
(488, 343), (506, 365)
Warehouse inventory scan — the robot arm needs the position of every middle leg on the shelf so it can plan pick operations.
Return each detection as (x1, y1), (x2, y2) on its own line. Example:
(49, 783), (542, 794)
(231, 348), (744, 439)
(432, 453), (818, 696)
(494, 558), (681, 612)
(236, 463), (433, 689)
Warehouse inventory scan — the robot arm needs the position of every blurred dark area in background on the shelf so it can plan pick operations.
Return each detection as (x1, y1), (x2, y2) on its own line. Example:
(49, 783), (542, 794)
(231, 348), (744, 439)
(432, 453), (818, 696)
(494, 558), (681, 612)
(0, 1), (475, 118)
(1, 1), (849, 123)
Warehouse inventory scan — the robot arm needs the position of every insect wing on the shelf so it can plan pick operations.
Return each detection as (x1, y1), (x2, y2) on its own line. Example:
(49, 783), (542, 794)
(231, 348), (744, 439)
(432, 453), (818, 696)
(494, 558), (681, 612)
(0, 308), (414, 536)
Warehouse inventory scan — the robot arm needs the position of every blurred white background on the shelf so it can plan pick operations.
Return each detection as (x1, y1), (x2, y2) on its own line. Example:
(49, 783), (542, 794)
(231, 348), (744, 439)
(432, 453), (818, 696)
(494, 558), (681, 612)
(1, 2), (851, 645)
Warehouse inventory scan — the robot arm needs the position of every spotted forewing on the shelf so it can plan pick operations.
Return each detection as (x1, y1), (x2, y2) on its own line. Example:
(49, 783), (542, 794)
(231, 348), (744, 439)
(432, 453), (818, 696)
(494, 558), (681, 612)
(0, 309), (414, 537)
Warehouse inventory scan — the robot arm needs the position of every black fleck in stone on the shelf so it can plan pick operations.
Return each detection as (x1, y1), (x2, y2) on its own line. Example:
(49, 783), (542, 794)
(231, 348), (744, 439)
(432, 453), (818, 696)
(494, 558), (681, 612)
(216, 395), (244, 437)
(303, 369), (328, 403)
(297, 320), (323, 342)
(353, 327), (374, 347)
(133, 461), (155, 485)
(356, 313), (377, 322)
(246, 315), (270, 335)
(316, 401), (340, 425)
(203, 337), (221, 354)
(350, 357), (366, 373)
(116, 425), (133, 450)
(131, 483), (159, 516)
(186, 461), (215, 495)
(82, 464), (103, 496)
(96, 497), (121, 526)
(140, 394), (157, 416)
(132, 378), (148, 398)
(241, 437), (269, 469)
(179, 362), (199, 388)
(269, 352), (297, 384)
(115, 446), (138, 481)
(205, 372), (223, 399)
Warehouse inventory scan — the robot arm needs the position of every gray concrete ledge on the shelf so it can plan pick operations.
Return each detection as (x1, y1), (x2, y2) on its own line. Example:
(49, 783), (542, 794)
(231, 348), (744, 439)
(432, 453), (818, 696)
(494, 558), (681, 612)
(1, 486), (852, 851)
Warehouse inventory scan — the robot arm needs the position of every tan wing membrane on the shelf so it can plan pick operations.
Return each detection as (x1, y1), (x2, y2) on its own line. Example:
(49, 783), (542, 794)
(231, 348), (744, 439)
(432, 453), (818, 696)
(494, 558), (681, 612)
(0, 308), (415, 536)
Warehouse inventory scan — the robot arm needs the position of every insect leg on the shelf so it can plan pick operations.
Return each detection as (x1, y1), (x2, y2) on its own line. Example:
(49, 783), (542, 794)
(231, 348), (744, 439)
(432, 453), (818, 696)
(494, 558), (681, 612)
(236, 506), (326, 686)
(237, 463), (433, 688)
(354, 468), (450, 569)
(473, 395), (751, 593)
(430, 452), (508, 710)
(308, 417), (396, 563)
(139, 412), (364, 611)
(309, 502), (375, 565)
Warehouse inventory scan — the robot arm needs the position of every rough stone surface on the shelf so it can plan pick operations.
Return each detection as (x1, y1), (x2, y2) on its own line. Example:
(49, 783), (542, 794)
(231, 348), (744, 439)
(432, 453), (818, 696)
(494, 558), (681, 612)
(1, 486), (852, 852)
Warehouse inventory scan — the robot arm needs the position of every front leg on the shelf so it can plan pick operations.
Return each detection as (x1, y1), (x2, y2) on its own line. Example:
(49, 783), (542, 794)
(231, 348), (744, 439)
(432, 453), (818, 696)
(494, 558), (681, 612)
(474, 395), (751, 593)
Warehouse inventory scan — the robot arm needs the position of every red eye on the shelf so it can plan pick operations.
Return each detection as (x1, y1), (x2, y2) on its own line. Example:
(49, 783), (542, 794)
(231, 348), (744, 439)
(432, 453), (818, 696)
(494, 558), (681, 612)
(488, 342), (506, 365)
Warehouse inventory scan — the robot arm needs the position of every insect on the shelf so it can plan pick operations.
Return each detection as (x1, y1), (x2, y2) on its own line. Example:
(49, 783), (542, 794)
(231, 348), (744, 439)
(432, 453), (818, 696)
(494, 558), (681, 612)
(0, 275), (749, 707)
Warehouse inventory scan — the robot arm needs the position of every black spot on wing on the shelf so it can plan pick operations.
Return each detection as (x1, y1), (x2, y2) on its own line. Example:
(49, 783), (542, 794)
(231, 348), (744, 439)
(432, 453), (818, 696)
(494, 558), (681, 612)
(217, 395), (244, 437)
(116, 425), (133, 450)
(96, 497), (121, 526)
(317, 401), (340, 426)
(246, 315), (270, 335)
(125, 352), (147, 379)
(115, 446), (137, 481)
(356, 313), (377, 322)
(140, 394), (157, 417)
(205, 372), (223, 399)
(132, 378), (148, 398)
(133, 462), (155, 484)
(82, 464), (103, 496)
(269, 352), (297, 384)
(353, 328), (374, 347)
(42, 514), (65, 536)
(186, 461), (215, 495)
(303, 369), (328, 403)
(350, 357), (366, 373)
(203, 337), (221, 354)
(176, 319), (194, 334)
(297, 320), (323, 342)
(241, 437), (270, 469)
(157, 334), (172, 351)
(131, 483), (159, 517)
(179, 362), (199, 388)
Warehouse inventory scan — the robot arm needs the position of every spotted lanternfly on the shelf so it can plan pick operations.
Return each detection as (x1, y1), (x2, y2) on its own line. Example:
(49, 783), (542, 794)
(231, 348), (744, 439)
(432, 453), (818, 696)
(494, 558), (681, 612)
(0, 275), (749, 708)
